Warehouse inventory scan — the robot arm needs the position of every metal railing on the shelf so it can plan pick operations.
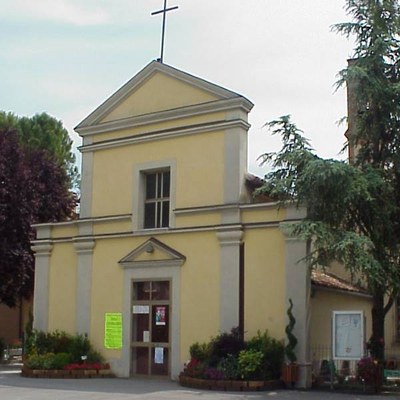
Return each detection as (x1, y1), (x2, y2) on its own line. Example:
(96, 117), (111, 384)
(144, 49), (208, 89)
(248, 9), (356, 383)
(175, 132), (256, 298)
(311, 344), (400, 380)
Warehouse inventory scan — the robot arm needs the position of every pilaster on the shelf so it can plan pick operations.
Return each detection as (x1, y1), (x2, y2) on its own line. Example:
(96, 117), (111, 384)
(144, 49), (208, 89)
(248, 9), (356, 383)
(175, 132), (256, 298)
(79, 137), (93, 218)
(32, 242), (53, 331)
(280, 206), (312, 389)
(216, 228), (243, 332)
(74, 236), (95, 335)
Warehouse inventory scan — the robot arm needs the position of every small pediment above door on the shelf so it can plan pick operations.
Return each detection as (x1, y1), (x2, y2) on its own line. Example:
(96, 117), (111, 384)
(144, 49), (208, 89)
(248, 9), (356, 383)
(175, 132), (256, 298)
(118, 237), (186, 269)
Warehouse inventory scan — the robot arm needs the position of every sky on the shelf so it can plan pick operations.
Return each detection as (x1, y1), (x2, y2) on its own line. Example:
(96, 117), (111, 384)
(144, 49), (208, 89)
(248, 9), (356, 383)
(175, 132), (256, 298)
(0, 0), (355, 177)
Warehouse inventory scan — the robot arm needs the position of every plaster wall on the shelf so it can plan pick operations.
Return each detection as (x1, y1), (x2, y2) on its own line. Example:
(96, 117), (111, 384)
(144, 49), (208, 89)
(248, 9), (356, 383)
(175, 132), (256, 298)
(47, 243), (77, 334)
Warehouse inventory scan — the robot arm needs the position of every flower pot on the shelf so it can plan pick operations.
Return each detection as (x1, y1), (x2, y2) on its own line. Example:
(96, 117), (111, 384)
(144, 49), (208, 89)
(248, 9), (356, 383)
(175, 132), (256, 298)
(281, 363), (298, 388)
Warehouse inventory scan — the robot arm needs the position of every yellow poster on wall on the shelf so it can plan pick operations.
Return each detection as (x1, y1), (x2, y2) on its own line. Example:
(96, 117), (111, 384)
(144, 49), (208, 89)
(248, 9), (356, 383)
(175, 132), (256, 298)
(104, 313), (123, 349)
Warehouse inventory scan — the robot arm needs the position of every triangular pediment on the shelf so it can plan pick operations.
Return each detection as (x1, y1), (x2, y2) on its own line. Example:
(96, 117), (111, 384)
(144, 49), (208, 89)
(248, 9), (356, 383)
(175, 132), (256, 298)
(76, 61), (246, 132)
(118, 237), (186, 269)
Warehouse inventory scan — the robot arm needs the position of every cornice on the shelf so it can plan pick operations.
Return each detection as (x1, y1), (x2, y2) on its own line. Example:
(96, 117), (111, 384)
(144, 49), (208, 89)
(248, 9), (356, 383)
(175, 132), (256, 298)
(33, 214), (132, 229)
(174, 201), (281, 215)
(79, 120), (251, 153)
(76, 97), (253, 137)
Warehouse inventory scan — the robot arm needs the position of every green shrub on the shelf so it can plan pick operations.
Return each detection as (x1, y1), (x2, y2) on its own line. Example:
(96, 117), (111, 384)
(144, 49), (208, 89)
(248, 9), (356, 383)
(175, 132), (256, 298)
(52, 352), (71, 369)
(285, 299), (297, 363)
(209, 327), (244, 366)
(182, 329), (284, 381)
(189, 342), (211, 362)
(238, 349), (263, 380)
(41, 353), (57, 370)
(25, 354), (43, 369)
(25, 330), (73, 356)
(218, 354), (240, 380)
(246, 330), (284, 379)
(87, 349), (104, 363)
(24, 330), (104, 367)
(25, 353), (56, 370)
(69, 334), (91, 363)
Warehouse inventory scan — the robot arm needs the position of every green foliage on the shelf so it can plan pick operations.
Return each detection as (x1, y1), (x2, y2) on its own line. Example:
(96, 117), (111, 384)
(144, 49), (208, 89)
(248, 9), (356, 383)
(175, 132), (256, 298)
(257, 115), (315, 201)
(246, 330), (284, 379)
(25, 353), (56, 370)
(0, 111), (78, 188)
(217, 354), (240, 380)
(52, 353), (72, 369)
(24, 330), (102, 364)
(285, 299), (297, 363)
(25, 354), (45, 369)
(24, 352), (71, 370)
(238, 349), (263, 380)
(183, 329), (284, 381)
(189, 342), (211, 362)
(68, 334), (91, 363)
(87, 350), (105, 363)
(25, 330), (73, 356)
(209, 327), (245, 366)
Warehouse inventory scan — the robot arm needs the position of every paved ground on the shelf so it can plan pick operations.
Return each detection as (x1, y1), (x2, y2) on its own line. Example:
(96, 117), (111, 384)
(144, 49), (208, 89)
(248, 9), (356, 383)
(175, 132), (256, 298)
(0, 364), (398, 400)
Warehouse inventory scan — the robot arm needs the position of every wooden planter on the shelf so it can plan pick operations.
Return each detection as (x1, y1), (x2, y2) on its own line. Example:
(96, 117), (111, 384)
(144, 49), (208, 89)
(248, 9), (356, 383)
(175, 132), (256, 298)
(281, 363), (298, 388)
(179, 375), (282, 391)
(21, 366), (114, 379)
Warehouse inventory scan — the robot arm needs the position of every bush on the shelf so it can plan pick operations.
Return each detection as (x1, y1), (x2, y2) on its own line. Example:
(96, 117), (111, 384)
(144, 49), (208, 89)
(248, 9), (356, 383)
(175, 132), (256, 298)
(68, 334), (91, 363)
(357, 357), (380, 384)
(24, 330), (73, 356)
(218, 354), (240, 380)
(25, 352), (70, 370)
(181, 358), (205, 378)
(182, 328), (284, 381)
(25, 353), (54, 370)
(238, 349), (263, 380)
(52, 352), (72, 369)
(246, 330), (284, 379)
(189, 342), (211, 362)
(209, 327), (245, 366)
(24, 330), (105, 369)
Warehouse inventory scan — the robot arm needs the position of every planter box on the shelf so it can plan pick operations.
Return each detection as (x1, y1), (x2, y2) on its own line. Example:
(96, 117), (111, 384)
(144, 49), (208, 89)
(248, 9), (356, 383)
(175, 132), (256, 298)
(178, 375), (281, 392)
(21, 366), (112, 379)
(98, 369), (114, 377)
(281, 363), (299, 388)
(83, 369), (97, 377)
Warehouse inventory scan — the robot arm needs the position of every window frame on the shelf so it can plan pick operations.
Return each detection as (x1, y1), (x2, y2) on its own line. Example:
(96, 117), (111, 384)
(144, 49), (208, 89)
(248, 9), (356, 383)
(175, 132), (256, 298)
(144, 170), (171, 229)
(133, 160), (176, 231)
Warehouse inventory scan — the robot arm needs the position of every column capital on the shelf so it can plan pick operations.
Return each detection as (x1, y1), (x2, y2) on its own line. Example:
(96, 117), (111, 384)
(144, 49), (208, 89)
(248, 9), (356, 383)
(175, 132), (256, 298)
(31, 242), (53, 257)
(216, 227), (243, 246)
(73, 239), (95, 254)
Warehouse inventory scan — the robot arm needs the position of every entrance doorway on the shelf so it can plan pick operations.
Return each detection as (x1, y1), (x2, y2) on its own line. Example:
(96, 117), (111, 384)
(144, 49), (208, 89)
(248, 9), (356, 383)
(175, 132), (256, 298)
(131, 280), (170, 376)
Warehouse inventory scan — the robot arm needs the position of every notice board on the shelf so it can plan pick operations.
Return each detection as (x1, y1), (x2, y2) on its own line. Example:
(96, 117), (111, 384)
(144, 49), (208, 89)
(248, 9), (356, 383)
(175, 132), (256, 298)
(332, 311), (364, 360)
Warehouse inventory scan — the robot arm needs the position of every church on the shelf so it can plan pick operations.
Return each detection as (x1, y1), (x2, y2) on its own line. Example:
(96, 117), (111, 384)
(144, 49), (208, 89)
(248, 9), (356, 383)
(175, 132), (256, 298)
(31, 60), (400, 387)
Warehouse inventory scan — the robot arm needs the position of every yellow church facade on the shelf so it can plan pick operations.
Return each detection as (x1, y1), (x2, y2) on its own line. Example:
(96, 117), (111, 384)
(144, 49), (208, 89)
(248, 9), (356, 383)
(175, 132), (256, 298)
(31, 61), (400, 386)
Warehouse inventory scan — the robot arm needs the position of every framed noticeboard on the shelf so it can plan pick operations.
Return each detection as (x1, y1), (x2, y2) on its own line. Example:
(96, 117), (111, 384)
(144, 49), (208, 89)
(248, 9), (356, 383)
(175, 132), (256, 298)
(332, 311), (364, 360)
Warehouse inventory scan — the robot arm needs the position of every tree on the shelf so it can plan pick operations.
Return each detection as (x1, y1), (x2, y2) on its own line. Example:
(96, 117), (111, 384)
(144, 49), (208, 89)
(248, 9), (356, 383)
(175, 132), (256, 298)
(257, 0), (400, 362)
(0, 112), (79, 188)
(0, 128), (76, 307)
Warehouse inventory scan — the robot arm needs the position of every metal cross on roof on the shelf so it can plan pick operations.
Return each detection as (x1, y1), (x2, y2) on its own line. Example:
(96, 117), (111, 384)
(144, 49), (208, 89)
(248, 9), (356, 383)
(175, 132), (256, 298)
(151, 0), (178, 63)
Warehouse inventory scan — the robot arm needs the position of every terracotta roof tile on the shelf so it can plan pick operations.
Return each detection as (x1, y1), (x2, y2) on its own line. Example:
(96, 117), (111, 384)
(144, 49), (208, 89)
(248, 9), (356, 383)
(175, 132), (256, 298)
(311, 270), (368, 294)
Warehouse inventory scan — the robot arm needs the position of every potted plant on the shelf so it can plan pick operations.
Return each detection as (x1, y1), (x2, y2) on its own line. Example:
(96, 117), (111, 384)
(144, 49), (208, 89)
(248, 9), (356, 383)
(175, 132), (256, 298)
(281, 298), (298, 388)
